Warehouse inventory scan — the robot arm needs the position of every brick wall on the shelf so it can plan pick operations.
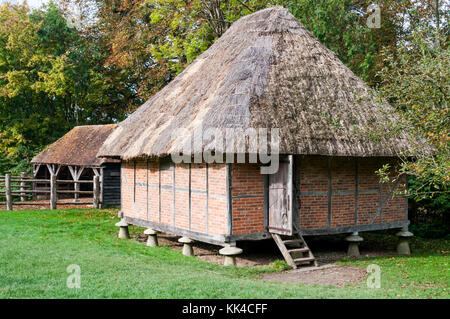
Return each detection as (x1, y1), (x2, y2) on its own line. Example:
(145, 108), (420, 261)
(121, 156), (407, 238)
(231, 163), (265, 235)
(121, 159), (228, 236)
(297, 156), (407, 230)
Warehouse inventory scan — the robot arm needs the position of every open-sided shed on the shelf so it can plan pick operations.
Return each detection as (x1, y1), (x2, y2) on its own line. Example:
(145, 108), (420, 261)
(32, 124), (121, 207)
(98, 7), (416, 267)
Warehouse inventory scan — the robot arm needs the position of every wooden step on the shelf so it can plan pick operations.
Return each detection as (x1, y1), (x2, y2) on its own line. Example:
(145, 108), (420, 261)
(271, 229), (318, 269)
(293, 257), (315, 264)
(288, 247), (309, 254)
(282, 239), (302, 245)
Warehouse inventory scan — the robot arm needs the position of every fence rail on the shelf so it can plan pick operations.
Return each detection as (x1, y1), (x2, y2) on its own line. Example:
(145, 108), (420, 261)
(0, 173), (101, 210)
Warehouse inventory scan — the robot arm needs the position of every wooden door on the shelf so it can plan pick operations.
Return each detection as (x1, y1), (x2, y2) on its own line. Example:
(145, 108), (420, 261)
(268, 155), (293, 235)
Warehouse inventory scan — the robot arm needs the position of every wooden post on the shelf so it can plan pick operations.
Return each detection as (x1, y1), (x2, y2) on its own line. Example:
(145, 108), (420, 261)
(92, 168), (103, 208)
(93, 175), (100, 209)
(50, 174), (57, 210)
(32, 164), (40, 200)
(20, 172), (27, 202)
(68, 166), (83, 203)
(74, 181), (80, 202)
(5, 174), (12, 211)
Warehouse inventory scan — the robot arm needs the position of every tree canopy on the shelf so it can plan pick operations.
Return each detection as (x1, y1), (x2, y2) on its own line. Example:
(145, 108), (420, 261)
(0, 0), (448, 205)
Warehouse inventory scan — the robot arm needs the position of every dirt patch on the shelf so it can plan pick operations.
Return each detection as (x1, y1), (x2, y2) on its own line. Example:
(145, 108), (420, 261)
(136, 233), (396, 267)
(261, 265), (367, 287)
(137, 234), (287, 267)
(137, 233), (368, 287)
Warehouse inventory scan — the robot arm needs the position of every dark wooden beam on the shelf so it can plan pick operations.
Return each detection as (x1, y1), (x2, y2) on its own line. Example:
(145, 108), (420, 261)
(158, 160), (161, 223)
(173, 162), (176, 227)
(405, 175), (409, 226)
(264, 173), (269, 231)
(226, 232), (271, 242)
(370, 178), (401, 224)
(125, 216), (227, 246)
(302, 221), (408, 236)
(354, 158), (359, 225)
(133, 160), (136, 203)
(226, 163), (232, 236)
(206, 163), (209, 234)
(188, 163), (192, 231)
(327, 157), (332, 228)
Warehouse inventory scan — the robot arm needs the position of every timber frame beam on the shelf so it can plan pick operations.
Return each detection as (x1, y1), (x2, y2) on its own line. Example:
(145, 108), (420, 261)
(68, 166), (84, 201)
(46, 164), (61, 177)
(124, 216), (227, 246)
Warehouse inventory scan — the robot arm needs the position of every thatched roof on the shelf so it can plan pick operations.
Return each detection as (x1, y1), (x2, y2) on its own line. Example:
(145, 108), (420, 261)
(32, 125), (119, 167)
(98, 6), (415, 160)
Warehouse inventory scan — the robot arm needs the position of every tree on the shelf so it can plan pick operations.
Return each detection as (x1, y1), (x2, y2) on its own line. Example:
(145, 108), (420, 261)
(0, 1), (133, 173)
(377, 24), (449, 200)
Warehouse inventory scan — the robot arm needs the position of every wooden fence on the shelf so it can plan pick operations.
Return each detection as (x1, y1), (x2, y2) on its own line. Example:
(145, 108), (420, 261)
(0, 173), (101, 210)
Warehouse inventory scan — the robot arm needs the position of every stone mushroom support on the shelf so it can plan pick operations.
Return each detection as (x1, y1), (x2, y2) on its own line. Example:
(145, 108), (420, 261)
(115, 219), (130, 239)
(396, 230), (413, 255)
(219, 245), (243, 266)
(178, 237), (194, 256)
(144, 229), (158, 247)
(345, 232), (364, 257)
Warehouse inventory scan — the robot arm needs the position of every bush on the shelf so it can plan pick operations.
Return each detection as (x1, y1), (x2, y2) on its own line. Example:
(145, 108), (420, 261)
(271, 260), (291, 271)
(410, 222), (449, 239)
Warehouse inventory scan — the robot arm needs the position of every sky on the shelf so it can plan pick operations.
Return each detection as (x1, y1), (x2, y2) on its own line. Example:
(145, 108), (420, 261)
(0, 0), (49, 9)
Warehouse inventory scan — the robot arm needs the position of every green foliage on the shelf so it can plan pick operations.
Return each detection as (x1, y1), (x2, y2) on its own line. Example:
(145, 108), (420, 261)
(410, 223), (449, 239)
(1, 0), (448, 211)
(0, 2), (134, 174)
(271, 259), (291, 271)
(409, 176), (450, 215)
(377, 24), (449, 201)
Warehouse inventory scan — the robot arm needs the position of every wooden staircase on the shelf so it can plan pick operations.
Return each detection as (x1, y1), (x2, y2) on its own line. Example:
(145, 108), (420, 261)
(271, 229), (318, 269)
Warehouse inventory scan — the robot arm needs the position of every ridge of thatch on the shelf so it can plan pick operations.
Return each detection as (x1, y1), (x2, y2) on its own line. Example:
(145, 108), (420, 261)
(32, 124), (119, 166)
(98, 6), (416, 160)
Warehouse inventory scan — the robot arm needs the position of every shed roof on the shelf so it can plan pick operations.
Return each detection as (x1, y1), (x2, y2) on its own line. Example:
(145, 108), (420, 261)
(98, 6), (416, 160)
(32, 125), (119, 167)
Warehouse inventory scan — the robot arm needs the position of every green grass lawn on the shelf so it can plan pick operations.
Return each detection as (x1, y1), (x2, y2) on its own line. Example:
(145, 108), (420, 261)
(0, 209), (448, 298)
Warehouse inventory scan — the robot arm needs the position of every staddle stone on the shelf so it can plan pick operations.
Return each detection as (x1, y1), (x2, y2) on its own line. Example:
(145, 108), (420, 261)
(115, 219), (130, 239)
(144, 229), (158, 247)
(178, 237), (194, 256)
(345, 234), (363, 257)
(219, 246), (243, 266)
(396, 231), (413, 255)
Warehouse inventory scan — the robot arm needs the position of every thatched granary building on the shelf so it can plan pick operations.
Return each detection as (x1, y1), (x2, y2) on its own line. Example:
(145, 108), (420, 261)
(32, 125), (121, 207)
(98, 7), (414, 266)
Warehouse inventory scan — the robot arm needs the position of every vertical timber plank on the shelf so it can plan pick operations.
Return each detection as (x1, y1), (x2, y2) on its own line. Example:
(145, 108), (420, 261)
(173, 162), (176, 227)
(327, 157), (332, 229)
(50, 174), (57, 210)
(20, 172), (27, 202)
(133, 160), (136, 203)
(188, 163), (192, 231)
(264, 174), (269, 231)
(354, 158), (359, 225)
(158, 161), (161, 223)
(5, 174), (12, 211)
(93, 175), (100, 209)
(206, 163), (209, 234)
(226, 163), (232, 236)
